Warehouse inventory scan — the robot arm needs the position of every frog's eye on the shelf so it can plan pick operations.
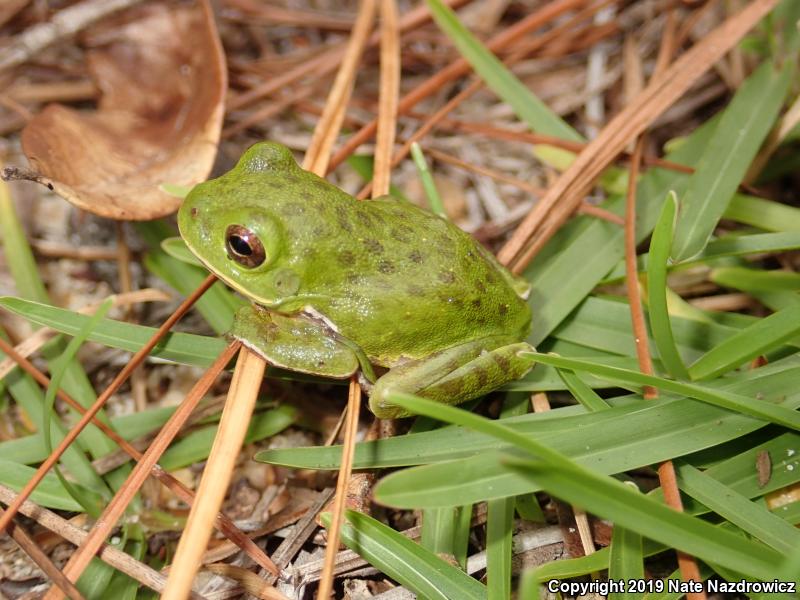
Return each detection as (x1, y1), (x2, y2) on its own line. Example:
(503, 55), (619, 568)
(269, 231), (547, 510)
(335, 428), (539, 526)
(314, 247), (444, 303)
(225, 225), (266, 268)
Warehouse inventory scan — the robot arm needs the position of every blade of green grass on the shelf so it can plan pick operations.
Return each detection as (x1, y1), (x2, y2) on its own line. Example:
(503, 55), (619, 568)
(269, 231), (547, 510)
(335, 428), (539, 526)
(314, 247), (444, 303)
(526, 113), (721, 345)
(43, 298), (115, 514)
(557, 368), (611, 411)
(527, 352), (800, 431)
(688, 302), (800, 380)
(425, 0), (581, 142)
(369, 365), (800, 507)
(486, 497), (513, 600)
(647, 192), (690, 380)
(608, 518), (644, 600)
(321, 510), (487, 600)
(159, 405), (296, 471)
(421, 507), (458, 559)
(0, 405), (177, 465)
(410, 143), (446, 218)
(675, 460), (800, 554)
(0, 458), (103, 511)
(711, 266), (800, 291)
(0, 333), (107, 491)
(602, 230), (800, 283)
(0, 297), (226, 367)
(160, 237), (203, 266)
(676, 432), (800, 511)
(0, 183), (124, 476)
(0, 181), (48, 302)
(671, 61), (793, 260)
(258, 359), (800, 471)
(724, 193), (800, 232)
(383, 392), (783, 582)
(552, 295), (738, 362)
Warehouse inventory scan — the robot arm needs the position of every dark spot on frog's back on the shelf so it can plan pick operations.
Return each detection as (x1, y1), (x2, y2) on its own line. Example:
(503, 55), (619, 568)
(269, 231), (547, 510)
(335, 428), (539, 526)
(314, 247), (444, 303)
(355, 211), (373, 226)
(378, 260), (396, 274)
(363, 239), (384, 254)
(498, 304), (509, 316)
(406, 284), (424, 296)
(408, 250), (424, 264)
(338, 250), (356, 266)
(438, 271), (456, 284)
(335, 205), (353, 232)
(471, 298), (482, 308)
(391, 225), (414, 242)
(475, 280), (487, 293)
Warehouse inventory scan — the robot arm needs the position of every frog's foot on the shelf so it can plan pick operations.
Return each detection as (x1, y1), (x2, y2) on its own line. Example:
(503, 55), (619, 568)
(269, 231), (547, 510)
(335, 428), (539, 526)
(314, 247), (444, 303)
(369, 340), (535, 418)
(231, 305), (359, 378)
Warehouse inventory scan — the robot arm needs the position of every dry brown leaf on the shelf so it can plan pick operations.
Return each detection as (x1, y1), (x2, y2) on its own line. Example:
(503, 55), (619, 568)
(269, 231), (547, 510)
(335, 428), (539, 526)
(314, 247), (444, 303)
(19, 0), (225, 220)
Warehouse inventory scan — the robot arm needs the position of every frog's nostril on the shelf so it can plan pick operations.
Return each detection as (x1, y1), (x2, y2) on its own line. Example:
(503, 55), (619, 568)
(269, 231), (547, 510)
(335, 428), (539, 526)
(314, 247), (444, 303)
(190, 207), (198, 218)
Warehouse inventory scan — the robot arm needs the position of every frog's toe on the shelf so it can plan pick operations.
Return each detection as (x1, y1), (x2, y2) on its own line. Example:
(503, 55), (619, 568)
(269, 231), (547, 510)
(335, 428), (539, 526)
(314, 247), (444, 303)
(368, 387), (410, 419)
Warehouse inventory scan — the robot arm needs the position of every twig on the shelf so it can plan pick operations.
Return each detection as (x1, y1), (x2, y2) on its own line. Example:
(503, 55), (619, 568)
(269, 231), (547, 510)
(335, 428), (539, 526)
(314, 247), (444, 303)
(622, 13), (706, 597)
(224, 87), (317, 139)
(2, 512), (86, 600)
(0, 336), (277, 578)
(0, 274), (216, 534)
(316, 379), (362, 600)
(162, 348), (266, 599)
(303, 0), (377, 174)
(498, 0), (780, 272)
(263, 488), (336, 585)
(371, 0), (400, 198)
(0, 484), (201, 598)
(0, 0), (145, 72)
(420, 147), (623, 225)
(47, 343), (278, 600)
(624, 139), (656, 398)
(227, 0), (470, 111)
(327, 0), (591, 173)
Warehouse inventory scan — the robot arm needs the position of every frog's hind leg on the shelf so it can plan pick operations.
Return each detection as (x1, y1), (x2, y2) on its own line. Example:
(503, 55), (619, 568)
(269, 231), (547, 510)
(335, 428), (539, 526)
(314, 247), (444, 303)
(369, 339), (535, 418)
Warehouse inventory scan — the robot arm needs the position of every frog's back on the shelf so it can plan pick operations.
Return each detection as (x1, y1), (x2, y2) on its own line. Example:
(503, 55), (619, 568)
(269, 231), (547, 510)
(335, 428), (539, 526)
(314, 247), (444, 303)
(301, 195), (531, 364)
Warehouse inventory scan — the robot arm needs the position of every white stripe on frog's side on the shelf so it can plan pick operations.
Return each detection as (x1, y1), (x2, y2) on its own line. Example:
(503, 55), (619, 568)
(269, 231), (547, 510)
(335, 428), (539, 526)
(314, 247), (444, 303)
(301, 305), (340, 334)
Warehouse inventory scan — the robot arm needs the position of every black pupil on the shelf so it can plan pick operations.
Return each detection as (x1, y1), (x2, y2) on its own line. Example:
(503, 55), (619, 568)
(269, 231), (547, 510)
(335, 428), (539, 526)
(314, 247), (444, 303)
(229, 235), (252, 256)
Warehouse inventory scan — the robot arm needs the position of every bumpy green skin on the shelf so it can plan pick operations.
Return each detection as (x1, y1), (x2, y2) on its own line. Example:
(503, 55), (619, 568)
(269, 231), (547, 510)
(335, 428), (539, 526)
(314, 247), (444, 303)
(178, 142), (534, 417)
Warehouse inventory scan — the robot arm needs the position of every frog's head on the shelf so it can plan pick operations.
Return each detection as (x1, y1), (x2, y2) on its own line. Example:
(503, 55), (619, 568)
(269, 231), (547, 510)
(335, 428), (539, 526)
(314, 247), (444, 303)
(178, 142), (307, 306)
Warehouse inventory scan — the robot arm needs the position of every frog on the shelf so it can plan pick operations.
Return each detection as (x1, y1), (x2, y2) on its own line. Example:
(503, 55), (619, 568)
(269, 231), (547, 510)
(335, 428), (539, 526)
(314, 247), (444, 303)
(177, 142), (535, 418)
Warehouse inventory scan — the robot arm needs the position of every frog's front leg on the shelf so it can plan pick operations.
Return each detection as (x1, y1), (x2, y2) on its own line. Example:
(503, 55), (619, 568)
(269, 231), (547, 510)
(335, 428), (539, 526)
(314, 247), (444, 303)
(369, 338), (535, 418)
(230, 306), (360, 378)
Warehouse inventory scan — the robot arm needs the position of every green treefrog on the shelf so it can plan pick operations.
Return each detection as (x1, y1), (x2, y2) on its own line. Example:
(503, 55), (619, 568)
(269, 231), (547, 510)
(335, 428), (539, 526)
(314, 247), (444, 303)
(178, 142), (534, 418)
